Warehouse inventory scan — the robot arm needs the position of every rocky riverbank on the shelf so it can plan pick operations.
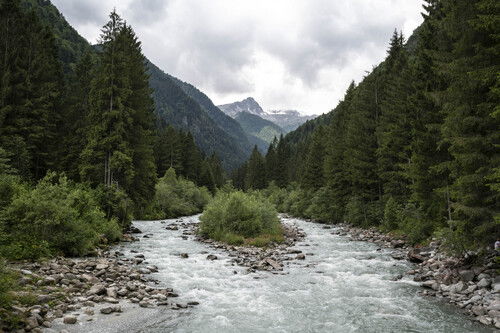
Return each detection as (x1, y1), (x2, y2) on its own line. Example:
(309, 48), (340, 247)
(333, 222), (500, 329)
(4, 235), (193, 332)
(162, 217), (307, 273)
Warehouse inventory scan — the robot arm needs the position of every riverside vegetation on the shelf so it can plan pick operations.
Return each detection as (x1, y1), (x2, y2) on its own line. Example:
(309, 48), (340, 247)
(0, 0), (498, 331)
(233, 0), (499, 256)
(0, 0), (217, 329)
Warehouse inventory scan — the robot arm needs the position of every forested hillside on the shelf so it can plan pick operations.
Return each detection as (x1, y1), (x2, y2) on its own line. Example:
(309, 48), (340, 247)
(17, 0), (252, 170)
(0, 0), (225, 262)
(234, 0), (500, 253)
(235, 112), (284, 148)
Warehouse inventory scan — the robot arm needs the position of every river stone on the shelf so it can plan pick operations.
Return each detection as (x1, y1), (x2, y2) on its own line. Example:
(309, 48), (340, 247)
(81, 274), (99, 284)
(63, 316), (77, 324)
(477, 278), (491, 289)
(139, 300), (151, 308)
(451, 281), (467, 294)
(180, 253), (189, 258)
(478, 316), (492, 326)
(206, 254), (218, 260)
(89, 284), (106, 295)
(459, 270), (475, 282)
(488, 300), (500, 311)
(472, 305), (486, 316)
(492, 283), (500, 293)
(26, 316), (39, 329)
(106, 287), (118, 298)
(100, 307), (114, 314)
(103, 297), (119, 304)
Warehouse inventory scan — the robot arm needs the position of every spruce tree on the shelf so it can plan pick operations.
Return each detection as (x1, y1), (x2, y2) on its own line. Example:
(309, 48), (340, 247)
(245, 146), (267, 190)
(301, 126), (326, 191)
(0, 0), (63, 179)
(439, 0), (500, 247)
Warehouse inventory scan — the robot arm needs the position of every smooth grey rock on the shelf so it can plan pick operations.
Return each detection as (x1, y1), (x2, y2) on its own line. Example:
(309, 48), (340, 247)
(63, 316), (77, 324)
(477, 278), (491, 288)
(88, 284), (106, 295)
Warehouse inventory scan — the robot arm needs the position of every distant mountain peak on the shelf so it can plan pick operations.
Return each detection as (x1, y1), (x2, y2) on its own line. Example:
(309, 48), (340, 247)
(218, 97), (264, 117)
(218, 97), (318, 133)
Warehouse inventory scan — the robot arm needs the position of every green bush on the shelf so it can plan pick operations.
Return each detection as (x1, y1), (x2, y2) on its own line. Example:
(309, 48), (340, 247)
(149, 168), (211, 219)
(382, 197), (402, 231)
(0, 172), (121, 259)
(344, 196), (382, 227)
(199, 190), (282, 246)
(95, 184), (133, 229)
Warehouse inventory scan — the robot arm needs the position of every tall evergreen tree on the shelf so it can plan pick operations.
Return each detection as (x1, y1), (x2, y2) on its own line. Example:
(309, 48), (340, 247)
(439, 0), (500, 247)
(301, 126), (326, 191)
(245, 146), (267, 190)
(0, 0), (63, 179)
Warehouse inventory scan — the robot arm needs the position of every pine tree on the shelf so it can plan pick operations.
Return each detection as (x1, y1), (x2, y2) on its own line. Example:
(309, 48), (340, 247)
(439, 0), (500, 247)
(324, 82), (356, 221)
(275, 135), (291, 187)
(376, 31), (414, 203)
(245, 146), (267, 190)
(344, 72), (382, 224)
(301, 126), (326, 191)
(265, 137), (279, 184)
(0, 0), (63, 179)
(80, 11), (157, 214)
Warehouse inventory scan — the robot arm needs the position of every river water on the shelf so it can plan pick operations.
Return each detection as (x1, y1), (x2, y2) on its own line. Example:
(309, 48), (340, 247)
(111, 215), (491, 333)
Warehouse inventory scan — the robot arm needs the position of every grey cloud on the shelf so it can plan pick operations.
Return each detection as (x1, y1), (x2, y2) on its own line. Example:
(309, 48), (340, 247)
(51, 0), (108, 26)
(127, 0), (169, 23)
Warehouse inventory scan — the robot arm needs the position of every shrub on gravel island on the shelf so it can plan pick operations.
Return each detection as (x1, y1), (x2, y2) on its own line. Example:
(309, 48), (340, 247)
(199, 190), (283, 246)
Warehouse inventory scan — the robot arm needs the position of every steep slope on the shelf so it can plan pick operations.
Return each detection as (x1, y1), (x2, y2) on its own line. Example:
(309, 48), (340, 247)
(21, 0), (93, 73)
(235, 112), (284, 147)
(166, 74), (253, 152)
(23, 0), (251, 169)
(147, 62), (249, 169)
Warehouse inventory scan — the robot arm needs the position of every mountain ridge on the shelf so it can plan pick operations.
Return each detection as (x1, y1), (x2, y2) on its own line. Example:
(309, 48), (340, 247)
(218, 97), (318, 133)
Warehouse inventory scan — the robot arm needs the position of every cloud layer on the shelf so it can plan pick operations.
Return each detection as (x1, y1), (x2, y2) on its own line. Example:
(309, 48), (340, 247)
(52, 0), (424, 115)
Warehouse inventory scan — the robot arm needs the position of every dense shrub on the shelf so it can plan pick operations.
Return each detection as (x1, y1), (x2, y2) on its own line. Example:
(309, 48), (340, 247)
(95, 184), (133, 229)
(199, 190), (283, 246)
(149, 168), (211, 219)
(0, 173), (121, 259)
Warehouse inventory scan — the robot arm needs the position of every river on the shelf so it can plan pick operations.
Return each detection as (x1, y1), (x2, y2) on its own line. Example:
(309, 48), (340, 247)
(83, 215), (492, 332)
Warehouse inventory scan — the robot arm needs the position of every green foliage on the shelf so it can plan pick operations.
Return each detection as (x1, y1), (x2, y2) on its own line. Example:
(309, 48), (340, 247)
(234, 1), (499, 254)
(0, 173), (121, 259)
(382, 197), (402, 231)
(94, 185), (133, 230)
(234, 111), (284, 146)
(199, 190), (282, 245)
(149, 168), (211, 219)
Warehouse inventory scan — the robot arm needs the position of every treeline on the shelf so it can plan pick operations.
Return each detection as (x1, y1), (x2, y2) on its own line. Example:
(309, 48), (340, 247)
(0, 0), (222, 258)
(234, 0), (499, 253)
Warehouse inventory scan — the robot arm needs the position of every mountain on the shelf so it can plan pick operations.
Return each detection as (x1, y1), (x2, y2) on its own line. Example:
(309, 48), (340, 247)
(22, 0), (252, 170)
(165, 73), (253, 152)
(218, 97), (317, 133)
(147, 62), (251, 169)
(218, 97), (265, 117)
(263, 110), (317, 132)
(234, 112), (284, 151)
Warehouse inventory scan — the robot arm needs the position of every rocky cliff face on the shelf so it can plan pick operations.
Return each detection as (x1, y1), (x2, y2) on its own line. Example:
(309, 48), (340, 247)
(218, 98), (317, 133)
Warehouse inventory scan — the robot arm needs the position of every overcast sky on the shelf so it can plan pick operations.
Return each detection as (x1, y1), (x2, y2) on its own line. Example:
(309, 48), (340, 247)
(52, 0), (424, 115)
